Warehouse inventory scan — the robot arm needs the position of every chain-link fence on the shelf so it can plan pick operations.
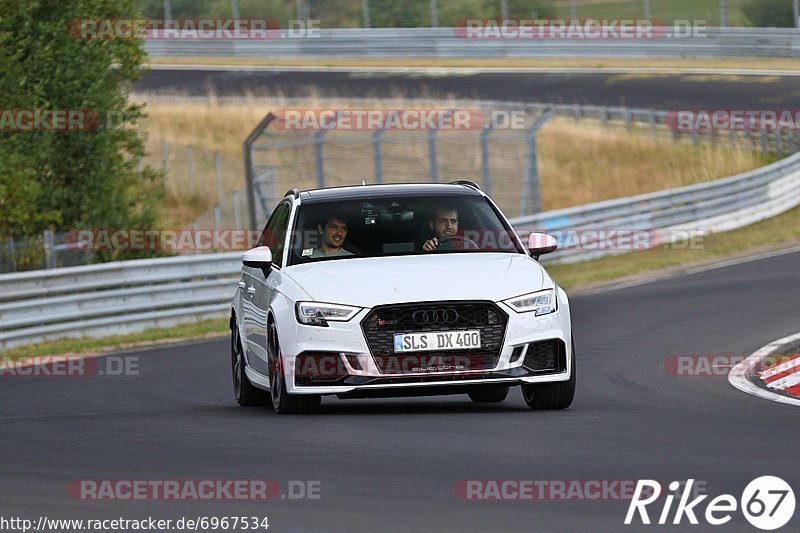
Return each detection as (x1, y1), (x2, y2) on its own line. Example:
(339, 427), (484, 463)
(6, 100), (794, 273)
(241, 102), (795, 229)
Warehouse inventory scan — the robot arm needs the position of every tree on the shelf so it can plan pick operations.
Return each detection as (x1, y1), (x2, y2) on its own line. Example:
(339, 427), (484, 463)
(0, 0), (162, 261)
(742, 0), (794, 27)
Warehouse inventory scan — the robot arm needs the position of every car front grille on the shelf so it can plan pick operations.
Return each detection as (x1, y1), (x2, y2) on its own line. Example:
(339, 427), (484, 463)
(361, 301), (508, 374)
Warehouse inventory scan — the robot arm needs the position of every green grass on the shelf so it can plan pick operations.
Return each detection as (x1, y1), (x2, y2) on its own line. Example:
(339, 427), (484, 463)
(552, 0), (750, 27)
(548, 204), (800, 289)
(1, 318), (229, 360)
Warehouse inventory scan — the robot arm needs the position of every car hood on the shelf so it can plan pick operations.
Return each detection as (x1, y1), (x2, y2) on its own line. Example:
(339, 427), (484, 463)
(285, 253), (547, 308)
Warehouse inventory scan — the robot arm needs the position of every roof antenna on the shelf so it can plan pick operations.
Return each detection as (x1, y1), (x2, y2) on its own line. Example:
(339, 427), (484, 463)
(361, 179), (367, 186)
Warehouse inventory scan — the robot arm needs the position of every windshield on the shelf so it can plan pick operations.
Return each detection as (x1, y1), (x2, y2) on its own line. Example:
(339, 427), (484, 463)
(287, 193), (524, 266)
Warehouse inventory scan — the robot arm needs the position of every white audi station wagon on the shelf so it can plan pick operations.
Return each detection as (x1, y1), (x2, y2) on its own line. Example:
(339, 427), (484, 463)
(230, 181), (574, 414)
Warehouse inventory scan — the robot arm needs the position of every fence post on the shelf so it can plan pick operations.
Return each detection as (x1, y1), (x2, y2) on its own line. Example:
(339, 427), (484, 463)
(160, 138), (169, 174)
(624, 108), (632, 132)
(789, 132), (796, 154)
(187, 145), (195, 193)
(314, 130), (327, 188)
(214, 204), (221, 232)
(480, 124), (494, 195)
(760, 131), (769, 153)
(520, 110), (554, 216)
(7, 236), (16, 273)
(427, 130), (438, 183)
(649, 111), (657, 137)
(215, 151), (224, 206)
(43, 229), (54, 270)
(233, 190), (242, 230)
(601, 106), (609, 128)
(192, 220), (200, 255)
(372, 129), (385, 184)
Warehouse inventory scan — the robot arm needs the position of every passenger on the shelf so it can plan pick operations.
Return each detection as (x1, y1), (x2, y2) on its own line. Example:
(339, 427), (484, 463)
(311, 216), (354, 258)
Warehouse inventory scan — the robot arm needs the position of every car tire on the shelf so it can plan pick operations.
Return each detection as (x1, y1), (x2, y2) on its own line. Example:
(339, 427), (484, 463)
(231, 322), (270, 406)
(521, 338), (576, 410)
(268, 322), (321, 415)
(467, 385), (509, 403)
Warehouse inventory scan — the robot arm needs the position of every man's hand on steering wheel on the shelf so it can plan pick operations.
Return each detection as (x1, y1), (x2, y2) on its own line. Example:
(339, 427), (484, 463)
(422, 235), (474, 252)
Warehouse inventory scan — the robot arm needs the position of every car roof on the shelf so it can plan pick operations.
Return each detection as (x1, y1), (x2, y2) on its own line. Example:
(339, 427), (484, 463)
(297, 183), (483, 203)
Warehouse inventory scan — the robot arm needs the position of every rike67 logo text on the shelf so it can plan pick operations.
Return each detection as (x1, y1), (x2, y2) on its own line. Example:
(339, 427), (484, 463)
(625, 477), (795, 530)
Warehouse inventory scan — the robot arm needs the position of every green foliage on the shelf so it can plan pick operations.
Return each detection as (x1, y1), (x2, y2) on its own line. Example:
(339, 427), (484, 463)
(0, 0), (163, 261)
(742, 0), (794, 27)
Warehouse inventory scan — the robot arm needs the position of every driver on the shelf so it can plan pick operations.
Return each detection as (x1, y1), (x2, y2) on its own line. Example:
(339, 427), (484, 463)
(422, 208), (477, 252)
(310, 216), (354, 258)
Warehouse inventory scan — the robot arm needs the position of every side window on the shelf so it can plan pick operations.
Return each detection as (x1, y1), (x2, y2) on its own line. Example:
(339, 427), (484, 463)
(257, 202), (291, 268)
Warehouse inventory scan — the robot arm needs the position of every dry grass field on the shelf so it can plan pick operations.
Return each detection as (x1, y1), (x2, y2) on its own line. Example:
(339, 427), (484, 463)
(138, 96), (767, 227)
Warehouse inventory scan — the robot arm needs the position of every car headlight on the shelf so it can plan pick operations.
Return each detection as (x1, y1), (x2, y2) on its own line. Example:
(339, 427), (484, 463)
(295, 302), (361, 327)
(503, 289), (556, 316)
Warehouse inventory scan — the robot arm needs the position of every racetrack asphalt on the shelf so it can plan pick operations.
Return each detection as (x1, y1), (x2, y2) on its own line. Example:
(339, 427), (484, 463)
(2, 248), (798, 531)
(136, 69), (800, 109)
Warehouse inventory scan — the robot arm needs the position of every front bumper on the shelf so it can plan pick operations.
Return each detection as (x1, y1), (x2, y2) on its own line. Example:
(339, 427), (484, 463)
(279, 295), (572, 395)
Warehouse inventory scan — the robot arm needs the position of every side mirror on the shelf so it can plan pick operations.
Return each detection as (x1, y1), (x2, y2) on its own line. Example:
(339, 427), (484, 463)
(527, 232), (558, 260)
(242, 246), (273, 277)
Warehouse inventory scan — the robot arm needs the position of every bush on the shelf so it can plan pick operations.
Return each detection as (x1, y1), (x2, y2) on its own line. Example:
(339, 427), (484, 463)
(0, 0), (163, 262)
(742, 0), (795, 27)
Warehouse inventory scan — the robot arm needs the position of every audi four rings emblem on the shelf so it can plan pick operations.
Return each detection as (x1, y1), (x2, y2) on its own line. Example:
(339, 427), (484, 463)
(412, 309), (459, 325)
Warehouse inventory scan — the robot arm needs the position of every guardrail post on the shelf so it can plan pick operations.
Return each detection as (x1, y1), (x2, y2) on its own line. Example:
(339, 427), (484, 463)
(601, 107), (609, 128)
(624, 108), (632, 132)
(776, 132), (785, 155)
(761, 131), (769, 153)
(314, 130), (327, 188)
(789, 132), (796, 154)
(480, 123), (494, 195)
(728, 130), (737, 148)
(649, 111), (657, 137)
(691, 130), (699, 146)
(43, 230), (54, 270)
(427, 130), (438, 183)
(520, 110), (554, 216)
(372, 129), (385, 184)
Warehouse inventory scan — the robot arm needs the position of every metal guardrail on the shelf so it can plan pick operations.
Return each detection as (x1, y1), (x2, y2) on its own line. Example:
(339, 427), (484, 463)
(143, 27), (800, 59)
(517, 152), (800, 264)
(3, 149), (800, 349)
(0, 254), (241, 350)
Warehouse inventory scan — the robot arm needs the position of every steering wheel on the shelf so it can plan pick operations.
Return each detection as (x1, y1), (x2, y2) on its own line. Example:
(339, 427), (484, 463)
(437, 235), (478, 249)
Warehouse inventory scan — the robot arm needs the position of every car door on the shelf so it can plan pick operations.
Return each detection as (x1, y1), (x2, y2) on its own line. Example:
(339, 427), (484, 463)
(242, 201), (291, 375)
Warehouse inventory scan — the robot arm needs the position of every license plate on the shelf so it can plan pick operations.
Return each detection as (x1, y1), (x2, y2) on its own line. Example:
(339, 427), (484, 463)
(393, 330), (482, 353)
